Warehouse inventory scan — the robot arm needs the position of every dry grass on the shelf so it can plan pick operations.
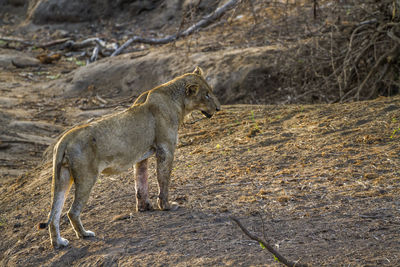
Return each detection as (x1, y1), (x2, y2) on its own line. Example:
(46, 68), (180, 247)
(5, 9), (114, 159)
(1, 95), (399, 266)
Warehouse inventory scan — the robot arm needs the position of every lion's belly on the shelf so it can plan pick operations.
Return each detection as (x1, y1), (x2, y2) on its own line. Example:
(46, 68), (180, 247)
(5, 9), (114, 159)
(98, 148), (155, 175)
(98, 159), (130, 175)
(100, 166), (123, 175)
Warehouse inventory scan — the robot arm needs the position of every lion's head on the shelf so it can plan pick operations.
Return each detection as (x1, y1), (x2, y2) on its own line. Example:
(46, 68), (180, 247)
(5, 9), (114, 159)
(184, 66), (221, 118)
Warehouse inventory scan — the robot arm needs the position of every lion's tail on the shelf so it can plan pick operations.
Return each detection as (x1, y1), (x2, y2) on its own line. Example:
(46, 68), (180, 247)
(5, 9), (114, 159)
(38, 137), (69, 230)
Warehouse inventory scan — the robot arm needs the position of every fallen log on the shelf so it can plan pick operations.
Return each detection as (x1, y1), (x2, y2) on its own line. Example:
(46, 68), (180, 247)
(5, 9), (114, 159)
(111, 0), (240, 56)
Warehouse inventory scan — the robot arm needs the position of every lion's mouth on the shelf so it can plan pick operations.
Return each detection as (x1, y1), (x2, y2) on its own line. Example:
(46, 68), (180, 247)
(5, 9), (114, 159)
(201, 111), (213, 118)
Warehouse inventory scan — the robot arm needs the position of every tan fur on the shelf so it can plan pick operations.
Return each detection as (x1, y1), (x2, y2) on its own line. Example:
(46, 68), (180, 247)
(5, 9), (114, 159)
(39, 67), (220, 248)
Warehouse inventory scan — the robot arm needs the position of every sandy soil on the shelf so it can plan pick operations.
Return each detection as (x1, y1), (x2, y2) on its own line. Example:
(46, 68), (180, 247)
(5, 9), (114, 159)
(0, 58), (399, 266)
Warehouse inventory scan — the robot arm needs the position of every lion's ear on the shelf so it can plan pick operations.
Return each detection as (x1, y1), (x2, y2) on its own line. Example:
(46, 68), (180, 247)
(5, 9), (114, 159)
(193, 66), (204, 76)
(185, 84), (199, 96)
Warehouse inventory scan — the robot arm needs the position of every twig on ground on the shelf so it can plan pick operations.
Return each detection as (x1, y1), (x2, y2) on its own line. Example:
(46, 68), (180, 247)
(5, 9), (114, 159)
(63, 37), (106, 50)
(387, 25), (400, 44)
(0, 36), (72, 48)
(230, 216), (308, 267)
(0, 36), (33, 46)
(39, 38), (71, 48)
(90, 44), (100, 62)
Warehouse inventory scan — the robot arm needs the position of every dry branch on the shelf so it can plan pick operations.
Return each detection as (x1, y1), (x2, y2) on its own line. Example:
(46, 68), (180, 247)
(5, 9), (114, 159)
(0, 36), (71, 48)
(230, 216), (308, 267)
(1, 0), (240, 62)
(387, 25), (400, 44)
(271, 0), (400, 103)
(63, 37), (106, 50)
(39, 38), (71, 48)
(111, 0), (240, 57)
(358, 43), (400, 100)
(0, 36), (33, 46)
(90, 44), (100, 62)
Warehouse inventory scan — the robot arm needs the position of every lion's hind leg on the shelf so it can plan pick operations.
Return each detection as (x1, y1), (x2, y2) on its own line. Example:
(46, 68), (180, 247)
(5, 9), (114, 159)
(135, 159), (153, 211)
(49, 166), (73, 248)
(67, 169), (97, 239)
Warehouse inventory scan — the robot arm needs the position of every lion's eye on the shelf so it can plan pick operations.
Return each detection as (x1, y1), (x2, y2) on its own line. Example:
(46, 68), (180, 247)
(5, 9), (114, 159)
(205, 94), (210, 99)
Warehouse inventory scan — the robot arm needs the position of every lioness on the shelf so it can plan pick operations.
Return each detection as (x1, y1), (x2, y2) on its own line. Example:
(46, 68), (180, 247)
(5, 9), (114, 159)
(39, 67), (220, 248)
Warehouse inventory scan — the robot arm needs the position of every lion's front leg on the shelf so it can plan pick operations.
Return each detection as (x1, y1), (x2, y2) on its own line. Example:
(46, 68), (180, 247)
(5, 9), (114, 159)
(156, 144), (177, 211)
(135, 159), (153, 211)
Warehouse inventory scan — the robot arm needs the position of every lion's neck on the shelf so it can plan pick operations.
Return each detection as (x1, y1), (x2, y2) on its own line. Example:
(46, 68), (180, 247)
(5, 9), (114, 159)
(144, 84), (186, 126)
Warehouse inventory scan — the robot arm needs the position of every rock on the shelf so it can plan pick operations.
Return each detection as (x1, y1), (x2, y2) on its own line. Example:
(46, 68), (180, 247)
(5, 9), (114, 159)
(27, 0), (178, 25)
(28, 0), (110, 24)
(6, 0), (27, 6)
(0, 49), (40, 68)
(51, 46), (281, 105)
(115, 0), (159, 15)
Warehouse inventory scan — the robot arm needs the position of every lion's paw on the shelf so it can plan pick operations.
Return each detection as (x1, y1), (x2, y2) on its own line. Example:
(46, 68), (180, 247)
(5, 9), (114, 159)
(53, 237), (69, 248)
(170, 201), (179, 211)
(82, 230), (95, 238)
(158, 200), (179, 211)
(137, 201), (154, 212)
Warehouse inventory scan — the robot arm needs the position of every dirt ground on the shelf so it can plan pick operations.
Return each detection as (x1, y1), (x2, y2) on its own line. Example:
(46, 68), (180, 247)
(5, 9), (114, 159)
(1, 60), (399, 265)
(1, 1), (400, 266)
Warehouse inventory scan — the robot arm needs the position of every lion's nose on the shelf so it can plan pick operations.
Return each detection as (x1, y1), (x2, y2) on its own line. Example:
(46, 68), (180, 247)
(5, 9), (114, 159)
(216, 107), (220, 112)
